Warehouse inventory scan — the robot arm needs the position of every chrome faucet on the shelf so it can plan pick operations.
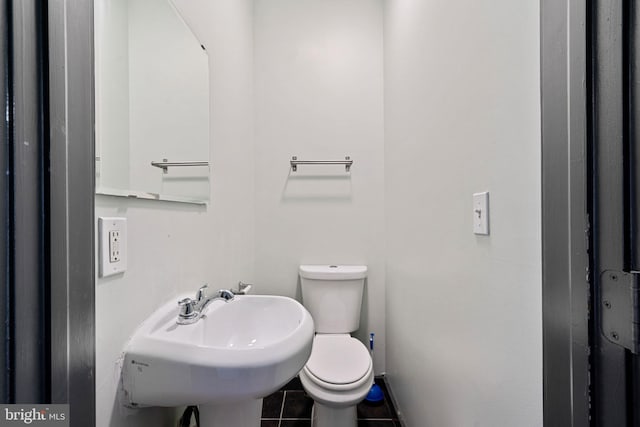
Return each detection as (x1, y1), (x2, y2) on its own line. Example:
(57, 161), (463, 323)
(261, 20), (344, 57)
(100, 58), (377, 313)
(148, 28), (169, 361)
(177, 284), (235, 325)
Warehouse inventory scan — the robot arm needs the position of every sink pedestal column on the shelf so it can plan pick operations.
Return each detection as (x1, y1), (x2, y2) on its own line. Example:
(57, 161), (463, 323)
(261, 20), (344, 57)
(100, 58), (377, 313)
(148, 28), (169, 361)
(199, 399), (263, 427)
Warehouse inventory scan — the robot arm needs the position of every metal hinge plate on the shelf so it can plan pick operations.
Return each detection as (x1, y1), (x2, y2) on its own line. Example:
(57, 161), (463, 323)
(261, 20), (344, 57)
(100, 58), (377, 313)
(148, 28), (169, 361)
(600, 270), (640, 354)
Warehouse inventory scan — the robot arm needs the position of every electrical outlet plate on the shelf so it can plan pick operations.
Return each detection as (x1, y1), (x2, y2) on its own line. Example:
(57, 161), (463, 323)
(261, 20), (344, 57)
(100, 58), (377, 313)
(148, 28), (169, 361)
(473, 192), (490, 235)
(99, 217), (127, 277)
(109, 230), (121, 262)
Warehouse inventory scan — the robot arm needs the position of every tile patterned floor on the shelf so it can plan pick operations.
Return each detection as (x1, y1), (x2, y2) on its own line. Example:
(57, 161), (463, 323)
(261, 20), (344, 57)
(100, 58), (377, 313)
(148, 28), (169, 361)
(261, 376), (400, 427)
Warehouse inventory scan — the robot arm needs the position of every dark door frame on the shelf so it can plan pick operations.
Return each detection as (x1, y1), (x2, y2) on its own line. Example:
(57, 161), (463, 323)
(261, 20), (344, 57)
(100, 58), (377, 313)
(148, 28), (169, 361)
(590, 1), (628, 425)
(1, 0), (52, 404)
(543, 0), (640, 426)
(1, 0), (96, 421)
(48, 0), (95, 424)
(541, 0), (590, 426)
(590, 0), (640, 425)
(0, 0), (9, 402)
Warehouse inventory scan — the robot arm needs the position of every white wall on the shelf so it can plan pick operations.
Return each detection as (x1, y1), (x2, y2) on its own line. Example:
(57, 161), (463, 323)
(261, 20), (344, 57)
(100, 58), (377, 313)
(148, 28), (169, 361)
(94, 0), (130, 191)
(384, 1), (542, 426)
(95, 1), (255, 426)
(252, 0), (386, 373)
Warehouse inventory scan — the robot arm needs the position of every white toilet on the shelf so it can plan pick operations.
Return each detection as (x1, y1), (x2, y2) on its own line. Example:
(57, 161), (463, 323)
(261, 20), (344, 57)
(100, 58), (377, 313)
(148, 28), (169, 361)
(298, 265), (374, 427)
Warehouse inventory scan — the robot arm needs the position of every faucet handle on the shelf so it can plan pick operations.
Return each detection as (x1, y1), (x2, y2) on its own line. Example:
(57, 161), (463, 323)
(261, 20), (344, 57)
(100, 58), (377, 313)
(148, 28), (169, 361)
(178, 297), (198, 320)
(233, 281), (253, 295)
(195, 284), (209, 302)
(216, 289), (235, 301)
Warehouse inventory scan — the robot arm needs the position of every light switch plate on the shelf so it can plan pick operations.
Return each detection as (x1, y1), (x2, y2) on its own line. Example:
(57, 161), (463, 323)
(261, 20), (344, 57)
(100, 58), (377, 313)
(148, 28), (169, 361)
(473, 192), (490, 235)
(99, 217), (127, 277)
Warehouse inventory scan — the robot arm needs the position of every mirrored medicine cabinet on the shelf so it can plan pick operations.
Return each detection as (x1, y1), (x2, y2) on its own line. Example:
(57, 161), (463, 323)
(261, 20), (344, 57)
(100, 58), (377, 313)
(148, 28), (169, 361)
(94, 0), (210, 204)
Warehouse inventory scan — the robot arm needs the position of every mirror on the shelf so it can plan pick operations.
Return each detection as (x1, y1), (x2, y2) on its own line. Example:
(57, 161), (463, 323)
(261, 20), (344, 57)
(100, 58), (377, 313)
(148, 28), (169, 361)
(94, 0), (210, 204)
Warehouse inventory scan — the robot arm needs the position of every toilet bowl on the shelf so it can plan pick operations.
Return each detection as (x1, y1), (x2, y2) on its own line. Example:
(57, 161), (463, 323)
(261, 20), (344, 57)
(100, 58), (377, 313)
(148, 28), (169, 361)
(298, 265), (373, 427)
(299, 334), (374, 427)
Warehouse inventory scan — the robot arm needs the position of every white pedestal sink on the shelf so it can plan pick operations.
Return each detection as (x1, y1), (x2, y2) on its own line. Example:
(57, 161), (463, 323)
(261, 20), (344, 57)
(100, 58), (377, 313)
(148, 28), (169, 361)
(121, 294), (314, 427)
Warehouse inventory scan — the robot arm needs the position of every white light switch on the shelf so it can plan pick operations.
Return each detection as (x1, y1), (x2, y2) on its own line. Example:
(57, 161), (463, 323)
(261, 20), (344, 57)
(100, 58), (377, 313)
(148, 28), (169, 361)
(99, 217), (127, 277)
(473, 192), (489, 235)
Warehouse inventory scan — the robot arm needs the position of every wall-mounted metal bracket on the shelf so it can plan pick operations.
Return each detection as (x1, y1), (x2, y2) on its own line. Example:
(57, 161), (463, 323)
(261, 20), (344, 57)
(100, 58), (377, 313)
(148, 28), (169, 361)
(600, 270), (640, 354)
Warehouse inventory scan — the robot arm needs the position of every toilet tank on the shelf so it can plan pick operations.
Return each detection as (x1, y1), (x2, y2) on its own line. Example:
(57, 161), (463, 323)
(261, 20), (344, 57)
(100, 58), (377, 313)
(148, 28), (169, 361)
(299, 265), (367, 333)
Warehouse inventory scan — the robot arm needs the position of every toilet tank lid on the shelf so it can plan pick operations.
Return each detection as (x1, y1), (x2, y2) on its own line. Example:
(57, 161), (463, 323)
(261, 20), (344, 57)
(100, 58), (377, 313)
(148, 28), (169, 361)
(299, 265), (367, 280)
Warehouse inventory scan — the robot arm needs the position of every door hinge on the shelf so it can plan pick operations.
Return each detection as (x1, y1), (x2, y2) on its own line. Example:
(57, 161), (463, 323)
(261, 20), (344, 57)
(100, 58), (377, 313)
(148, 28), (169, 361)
(600, 270), (640, 354)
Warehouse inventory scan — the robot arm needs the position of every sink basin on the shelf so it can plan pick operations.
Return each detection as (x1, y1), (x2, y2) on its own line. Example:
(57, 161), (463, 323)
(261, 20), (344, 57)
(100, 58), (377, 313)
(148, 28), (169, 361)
(121, 294), (314, 426)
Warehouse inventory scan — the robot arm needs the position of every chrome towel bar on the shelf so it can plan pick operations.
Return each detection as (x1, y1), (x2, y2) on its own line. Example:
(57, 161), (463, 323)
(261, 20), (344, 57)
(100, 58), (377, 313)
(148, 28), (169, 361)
(290, 156), (353, 172)
(151, 159), (209, 174)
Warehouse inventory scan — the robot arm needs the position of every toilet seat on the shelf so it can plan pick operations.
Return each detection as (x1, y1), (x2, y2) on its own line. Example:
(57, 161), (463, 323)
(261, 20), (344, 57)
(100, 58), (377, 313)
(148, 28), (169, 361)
(303, 335), (372, 391)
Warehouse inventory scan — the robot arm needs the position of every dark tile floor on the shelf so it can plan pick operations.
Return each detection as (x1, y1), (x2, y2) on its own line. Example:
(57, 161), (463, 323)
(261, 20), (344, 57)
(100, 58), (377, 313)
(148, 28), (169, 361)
(261, 376), (400, 427)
